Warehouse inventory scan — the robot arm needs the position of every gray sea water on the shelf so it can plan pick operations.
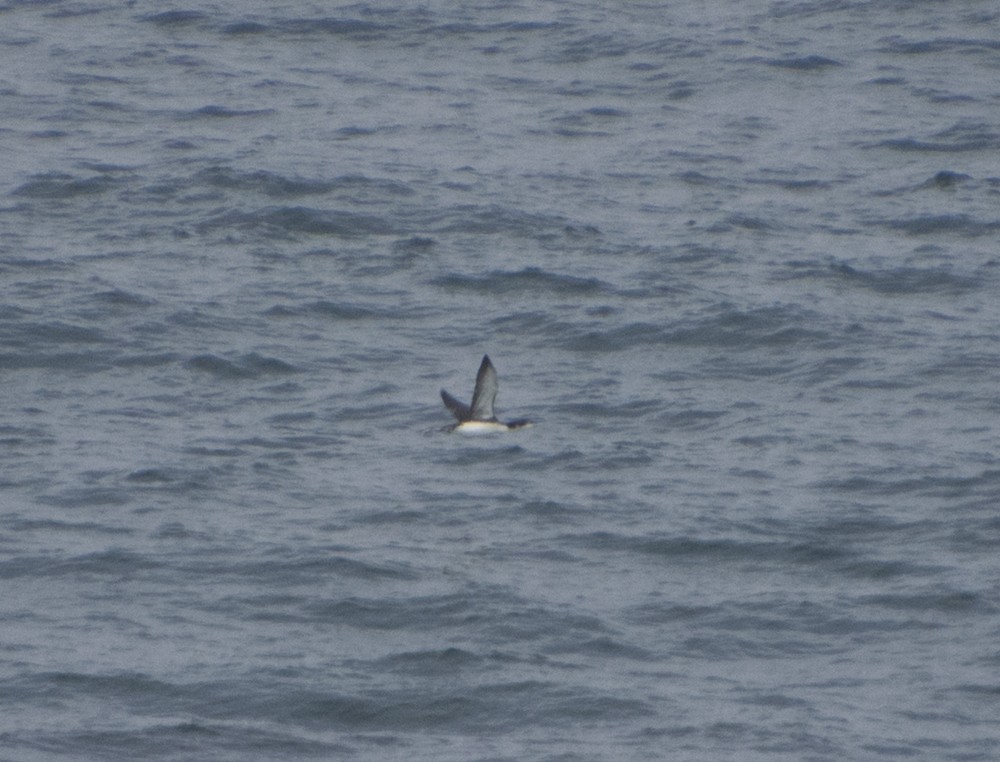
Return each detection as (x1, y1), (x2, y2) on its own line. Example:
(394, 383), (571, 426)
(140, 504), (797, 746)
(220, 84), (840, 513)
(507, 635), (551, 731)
(3, 1), (1000, 760)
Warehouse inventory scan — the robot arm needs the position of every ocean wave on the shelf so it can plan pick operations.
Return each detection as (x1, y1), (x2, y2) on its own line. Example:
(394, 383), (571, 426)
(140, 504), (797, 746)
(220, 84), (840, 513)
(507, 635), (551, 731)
(871, 121), (1000, 152)
(197, 206), (397, 238)
(196, 167), (415, 200)
(11, 172), (118, 199)
(433, 266), (610, 295)
(0, 549), (154, 578)
(539, 305), (830, 353)
(763, 54), (844, 71)
(827, 261), (983, 293)
(875, 214), (1000, 237)
(186, 353), (299, 379)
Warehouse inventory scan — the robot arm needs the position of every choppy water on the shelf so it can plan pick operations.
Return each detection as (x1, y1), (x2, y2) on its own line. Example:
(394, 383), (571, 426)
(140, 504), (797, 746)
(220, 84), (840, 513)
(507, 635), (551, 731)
(3, 1), (1000, 760)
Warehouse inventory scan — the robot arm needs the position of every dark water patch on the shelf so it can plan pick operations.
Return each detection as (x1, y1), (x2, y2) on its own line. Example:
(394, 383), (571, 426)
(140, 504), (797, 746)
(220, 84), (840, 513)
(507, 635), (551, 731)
(839, 377), (914, 390)
(86, 98), (136, 115)
(550, 125), (612, 140)
(811, 515), (931, 542)
(375, 647), (484, 676)
(867, 76), (907, 86)
(701, 600), (943, 655)
(305, 593), (475, 631)
(825, 261), (981, 295)
(557, 442), (655, 471)
(876, 137), (992, 153)
(267, 411), (317, 425)
(153, 521), (211, 541)
(186, 352), (298, 379)
(200, 206), (396, 238)
(3, 320), (105, 348)
(0, 422), (53, 453)
(141, 10), (208, 27)
(160, 308), (254, 334)
(221, 20), (271, 36)
(328, 173), (417, 199)
(265, 300), (392, 320)
(198, 168), (416, 201)
(736, 690), (809, 709)
(393, 234), (436, 252)
(550, 108), (619, 137)
(734, 433), (799, 448)
(0, 350), (114, 372)
(89, 288), (155, 308)
(657, 408), (729, 429)
(545, 636), (653, 662)
(423, 19), (562, 39)
(626, 603), (718, 626)
(198, 167), (338, 197)
(710, 213), (779, 232)
(1, 514), (133, 536)
(747, 175), (832, 191)
(0, 257), (74, 275)
(126, 468), (177, 484)
(814, 469), (1000, 499)
(490, 311), (559, 339)
(11, 172), (118, 199)
(0, 304), (31, 321)
(518, 499), (579, 522)
(436, 204), (569, 237)
(956, 683), (1000, 697)
(333, 125), (393, 139)
(764, 55), (843, 71)
(42, 671), (177, 701)
(729, 467), (774, 481)
(858, 590), (992, 615)
(586, 106), (629, 118)
(49, 723), (344, 760)
(220, 554), (418, 587)
(259, 679), (652, 734)
(550, 33), (631, 64)
(114, 351), (180, 369)
(918, 170), (972, 189)
(922, 351), (1000, 380)
(873, 122), (1000, 153)
(795, 352), (869, 384)
(552, 400), (664, 420)
(554, 322), (666, 352)
(188, 105), (275, 119)
(433, 266), (610, 295)
(278, 17), (394, 41)
(680, 634), (826, 661)
(555, 305), (828, 353)
(839, 558), (946, 582)
(880, 36), (1000, 56)
(0, 549), (156, 579)
(675, 170), (724, 187)
(570, 531), (856, 571)
(874, 213), (1000, 237)
(36, 486), (131, 508)
(354, 508), (427, 526)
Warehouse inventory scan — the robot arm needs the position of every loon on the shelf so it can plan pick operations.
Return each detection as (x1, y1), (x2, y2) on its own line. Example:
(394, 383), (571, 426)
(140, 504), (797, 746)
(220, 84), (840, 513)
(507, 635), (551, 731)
(441, 355), (533, 433)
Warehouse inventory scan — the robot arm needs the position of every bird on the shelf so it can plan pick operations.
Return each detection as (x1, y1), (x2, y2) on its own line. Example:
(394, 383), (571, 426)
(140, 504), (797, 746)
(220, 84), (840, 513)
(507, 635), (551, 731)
(440, 355), (533, 433)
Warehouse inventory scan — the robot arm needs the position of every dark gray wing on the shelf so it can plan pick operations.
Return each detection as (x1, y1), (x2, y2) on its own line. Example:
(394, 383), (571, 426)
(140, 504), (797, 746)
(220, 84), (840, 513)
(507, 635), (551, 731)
(469, 355), (498, 420)
(440, 389), (471, 421)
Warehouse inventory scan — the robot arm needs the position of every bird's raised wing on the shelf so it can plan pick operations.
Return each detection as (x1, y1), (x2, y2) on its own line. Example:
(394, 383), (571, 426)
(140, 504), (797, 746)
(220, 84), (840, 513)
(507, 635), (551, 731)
(469, 355), (498, 421)
(440, 389), (471, 421)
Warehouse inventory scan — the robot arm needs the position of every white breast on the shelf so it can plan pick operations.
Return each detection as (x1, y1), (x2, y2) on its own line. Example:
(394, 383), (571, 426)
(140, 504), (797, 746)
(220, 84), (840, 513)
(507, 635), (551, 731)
(454, 420), (510, 434)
